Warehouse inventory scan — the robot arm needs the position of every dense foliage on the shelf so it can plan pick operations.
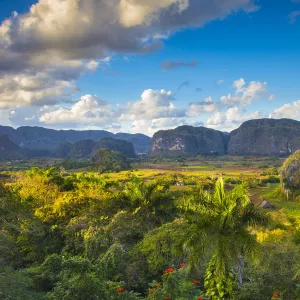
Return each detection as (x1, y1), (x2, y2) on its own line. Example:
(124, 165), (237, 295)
(281, 150), (300, 199)
(182, 180), (268, 299)
(0, 166), (299, 299)
(92, 148), (131, 173)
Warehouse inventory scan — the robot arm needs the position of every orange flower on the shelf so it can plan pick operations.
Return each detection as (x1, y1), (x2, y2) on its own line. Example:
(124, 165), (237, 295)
(155, 283), (161, 287)
(272, 293), (279, 298)
(192, 280), (201, 285)
(164, 267), (174, 274)
(165, 297), (171, 300)
(180, 263), (185, 267)
(119, 287), (125, 292)
(116, 289), (120, 293)
(150, 289), (155, 294)
(197, 298), (203, 300)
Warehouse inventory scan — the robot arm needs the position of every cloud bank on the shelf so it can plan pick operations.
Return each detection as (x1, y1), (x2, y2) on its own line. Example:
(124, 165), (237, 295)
(3, 0), (296, 135)
(0, 0), (259, 108)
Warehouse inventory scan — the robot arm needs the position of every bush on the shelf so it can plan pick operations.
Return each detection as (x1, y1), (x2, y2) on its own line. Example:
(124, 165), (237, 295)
(259, 176), (280, 186)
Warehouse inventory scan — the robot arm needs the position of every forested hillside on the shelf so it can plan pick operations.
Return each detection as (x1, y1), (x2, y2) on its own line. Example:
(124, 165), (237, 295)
(0, 153), (299, 299)
(149, 119), (300, 157)
(0, 125), (151, 154)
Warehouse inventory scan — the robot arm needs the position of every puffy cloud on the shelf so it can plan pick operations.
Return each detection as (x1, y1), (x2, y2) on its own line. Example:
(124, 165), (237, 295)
(269, 100), (300, 119)
(207, 106), (262, 131)
(118, 88), (190, 134)
(121, 89), (186, 120)
(0, 73), (72, 108)
(39, 89), (187, 132)
(0, 108), (12, 126)
(3, 79), (271, 135)
(161, 60), (198, 71)
(188, 96), (218, 116)
(2, 79), (277, 135)
(119, 0), (189, 27)
(151, 117), (187, 130)
(1, 0), (259, 64)
(221, 78), (267, 106)
(0, 58), (99, 108)
(217, 79), (224, 85)
(103, 122), (122, 133)
(234, 78), (246, 92)
(130, 116), (202, 134)
(130, 120), (153, 134)
(130, 117), (187, 134)
(6, 88), (190, 133)
(0, 0), (259, 111)
(39, 95), (118, 127)
(206, 111), (227, 127)
(8, 105), (50, 127)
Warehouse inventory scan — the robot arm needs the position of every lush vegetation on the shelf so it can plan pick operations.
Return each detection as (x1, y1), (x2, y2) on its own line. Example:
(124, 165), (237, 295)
(281, 150), (300, 200)
(0, 155), (299, 299)
(92, 148), (131, 173)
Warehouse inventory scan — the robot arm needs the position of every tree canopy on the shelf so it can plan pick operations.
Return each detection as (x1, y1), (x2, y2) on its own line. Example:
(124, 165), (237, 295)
(182, 179), (268, 299)
(0, 167), (299, 299)
(281, 150), (300, 198)
(91, 148), (131, 173)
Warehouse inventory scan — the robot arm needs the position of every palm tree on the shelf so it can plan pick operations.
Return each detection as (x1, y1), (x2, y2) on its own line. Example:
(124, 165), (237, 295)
(123, 176), (176, 225)
(182, 179), (268, 299)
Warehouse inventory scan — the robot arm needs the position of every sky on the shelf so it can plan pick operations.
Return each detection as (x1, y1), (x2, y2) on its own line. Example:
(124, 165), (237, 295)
(0, 0), (299, 136)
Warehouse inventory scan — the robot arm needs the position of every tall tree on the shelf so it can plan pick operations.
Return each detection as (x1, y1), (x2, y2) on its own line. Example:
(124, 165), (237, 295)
(182, 179), (268, 299)
(124, 177), (176, 226)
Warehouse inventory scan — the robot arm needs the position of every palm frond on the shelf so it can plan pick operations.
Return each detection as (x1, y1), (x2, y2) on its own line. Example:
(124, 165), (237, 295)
(241, 206), (270, 228)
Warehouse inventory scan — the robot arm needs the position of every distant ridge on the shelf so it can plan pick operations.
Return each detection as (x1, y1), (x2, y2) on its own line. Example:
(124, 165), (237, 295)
(149, 118), (300, 157)
(228, 118), (300, 155)
(0, 135), (137, 160)
(55, 137), (137, 159)
(0, 125), (151, 155)
(149, 125), (228, 157)
(0, 134), (50, 160)
(1, 118), (300, 159)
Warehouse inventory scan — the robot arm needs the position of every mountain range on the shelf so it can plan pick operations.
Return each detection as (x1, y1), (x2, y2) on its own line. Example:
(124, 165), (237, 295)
(150, 118), (300, 157)
(1, 118), (300, 160)
(0, 125), (150, 154)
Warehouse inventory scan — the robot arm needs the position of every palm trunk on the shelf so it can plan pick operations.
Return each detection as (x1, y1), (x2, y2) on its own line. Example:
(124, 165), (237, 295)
(237, 256), (244, 288)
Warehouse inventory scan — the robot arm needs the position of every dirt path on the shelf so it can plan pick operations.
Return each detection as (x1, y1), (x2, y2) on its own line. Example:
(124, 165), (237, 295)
(249, 192), (263, 206)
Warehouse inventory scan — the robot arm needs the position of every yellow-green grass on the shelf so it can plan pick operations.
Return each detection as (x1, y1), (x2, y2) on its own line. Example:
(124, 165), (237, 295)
(133, 157), (282, 179)
(262, 189), (300, 220)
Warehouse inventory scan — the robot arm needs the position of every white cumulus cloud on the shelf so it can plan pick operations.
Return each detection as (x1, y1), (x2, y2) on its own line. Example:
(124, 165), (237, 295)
(269, 100), (300, 119)
(188, 96), (218, 116)
(39, 95), (118, 127)
(0, 0), (259, 110)
(221, 78), (267, 106)
(121, 89), (186, 120)
(207, 106), (262, 131)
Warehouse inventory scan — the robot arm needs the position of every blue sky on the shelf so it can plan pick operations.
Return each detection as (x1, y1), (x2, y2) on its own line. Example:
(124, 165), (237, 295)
(0, 0), (299, 135)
